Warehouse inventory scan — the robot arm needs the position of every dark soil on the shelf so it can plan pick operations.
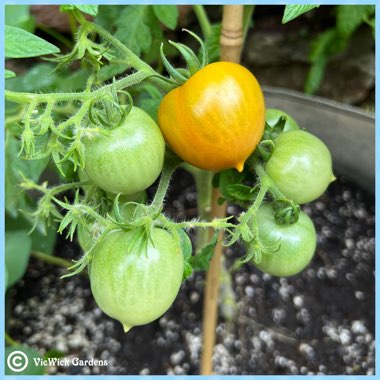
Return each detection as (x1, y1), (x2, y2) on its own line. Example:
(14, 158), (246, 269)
(7, 170), (375, 375)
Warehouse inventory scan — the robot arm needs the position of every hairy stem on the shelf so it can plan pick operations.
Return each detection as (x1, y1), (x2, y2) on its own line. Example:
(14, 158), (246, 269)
(150, 156), (180, 212)
(5, 70), (151, 104)
(192, 168), (213, 252)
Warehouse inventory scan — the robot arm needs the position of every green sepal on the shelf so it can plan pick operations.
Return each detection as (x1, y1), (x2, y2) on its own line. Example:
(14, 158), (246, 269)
(271, 199), (300, 225)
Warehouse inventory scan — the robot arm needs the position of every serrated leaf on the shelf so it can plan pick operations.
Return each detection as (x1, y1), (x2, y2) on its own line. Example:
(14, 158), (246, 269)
(75, 5), (98, 16)
(5, 25), (60, 58)
(153, 5), (178, 30)
(336, 5), (375, 38)
(189, 232), (218, 271)
(282, 5), (320, 24)
(5, 69), (16, 79)
(115, 5), (152, 56)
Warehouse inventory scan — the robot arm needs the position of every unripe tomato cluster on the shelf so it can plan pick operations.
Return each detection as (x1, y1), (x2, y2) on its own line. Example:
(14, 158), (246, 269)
(80, 62), (333, 331)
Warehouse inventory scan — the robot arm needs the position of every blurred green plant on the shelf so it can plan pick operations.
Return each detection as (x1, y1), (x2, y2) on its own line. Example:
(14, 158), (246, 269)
(282, 4), (375, 94)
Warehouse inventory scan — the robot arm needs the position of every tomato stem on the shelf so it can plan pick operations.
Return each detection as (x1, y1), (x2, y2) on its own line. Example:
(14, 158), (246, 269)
(193, 5), (213, 39)
(251, 158), (289, 201)
(150, 158), (179, 213)
(31, 251), (86, 275)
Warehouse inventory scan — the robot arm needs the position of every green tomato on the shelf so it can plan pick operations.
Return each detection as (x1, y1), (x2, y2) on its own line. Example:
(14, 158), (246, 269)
(265, 130), (334, 204)
(266, 108), (300, 131)
(89, 228), (184, 332)
(83, 106), (165, 195)
(251, 204), (316, 277)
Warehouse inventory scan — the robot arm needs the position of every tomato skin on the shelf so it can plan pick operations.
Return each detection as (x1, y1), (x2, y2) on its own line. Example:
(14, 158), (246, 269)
(83, 107), (165, 195)
(158, 62), (265, 172)
(265, 108), (300, 131)
(252, 204), (316, 277)
(265, 130), (334, 204)
(90, 228), (184, 332)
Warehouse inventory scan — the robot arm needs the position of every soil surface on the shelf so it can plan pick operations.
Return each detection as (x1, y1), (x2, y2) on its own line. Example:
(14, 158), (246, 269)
(7, 170), (375, 375)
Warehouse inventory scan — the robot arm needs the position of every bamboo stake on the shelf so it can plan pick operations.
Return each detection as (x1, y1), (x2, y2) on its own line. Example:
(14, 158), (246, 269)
(200, 5), (245, 375)
(220, 5), (244, 63)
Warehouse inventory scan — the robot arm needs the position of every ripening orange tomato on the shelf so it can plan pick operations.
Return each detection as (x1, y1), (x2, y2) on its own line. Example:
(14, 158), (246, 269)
(158, 62), (265, 172)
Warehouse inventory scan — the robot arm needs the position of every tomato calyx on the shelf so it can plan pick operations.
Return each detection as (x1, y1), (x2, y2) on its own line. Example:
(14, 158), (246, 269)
(271, 199), (300, 225)
(87, 89), (133, 131)
(160, 29), (209, 86)
(232, 231), (281, 271)
(249, 109), (301, 163)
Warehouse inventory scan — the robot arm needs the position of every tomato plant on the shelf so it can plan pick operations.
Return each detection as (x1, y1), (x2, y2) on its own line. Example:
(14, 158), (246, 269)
(4, 4), (336, 349)
(158, 61), (265, 172)
(265, 130), (334, 204)
(250, 203), (316, 277)
(83, 106), (165, 195)
(89, 227), (184, 332)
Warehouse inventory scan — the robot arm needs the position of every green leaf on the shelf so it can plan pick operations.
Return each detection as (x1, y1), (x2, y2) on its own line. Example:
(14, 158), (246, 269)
(189, 232), (218, 271)
(5, 5), (35, 33)
(179, 229), (192, 262)
(305, 28), (347, 94)
(5, 346), (45, 375)
(134, 84), (163, 123)
(153, 5), (178, 30)
(5, 230), (32, 288)
(205, 24), (221, 63)
(75, 5), (98, 16)
(366, 17), (375, 38)
(226, 184), (257, 202)
(5, 63), (88, 93)
(60, 5), (75, 13)
(6, 213), (57, 255)
(282, 5), (320, 24)
(115, 6), (152, 56)
(217, 168), (247, 204)
(305, 56), (327, 94)
(95, 5), (120, 29)
(336, 5), (375, 38)
(183, 262), (193, 281)
(5, 69), (16, 79)
(5, 25), (60, 58)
